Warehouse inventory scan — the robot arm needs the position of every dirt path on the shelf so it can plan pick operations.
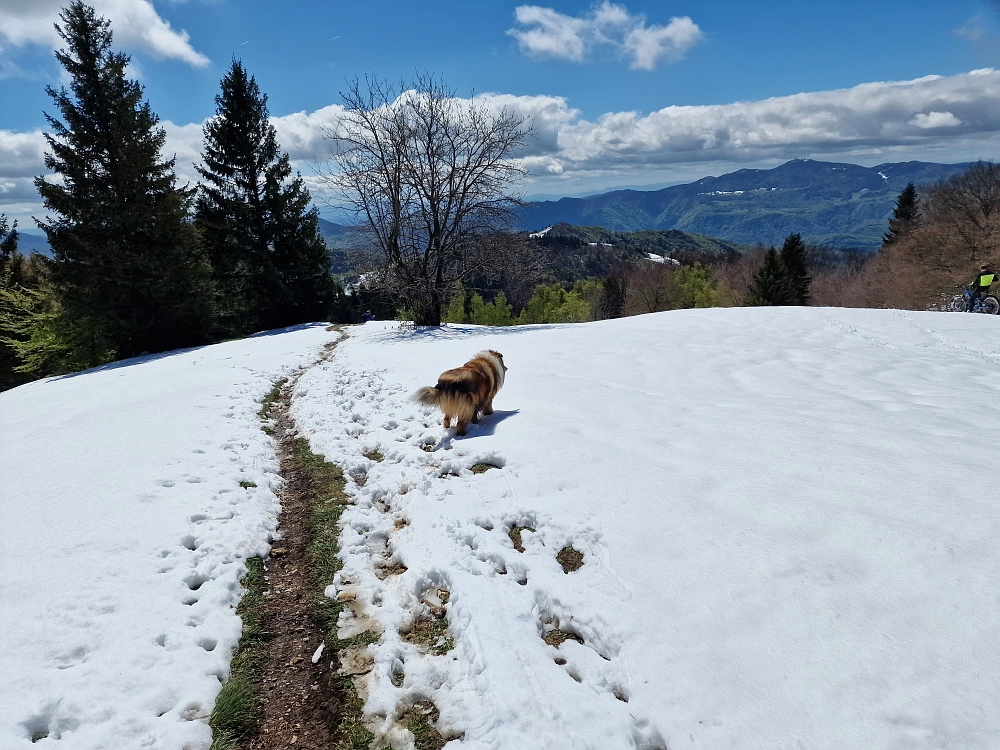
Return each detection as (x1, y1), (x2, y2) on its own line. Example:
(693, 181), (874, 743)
(224, 335), (351, 750)
(248, 368), (337, 748)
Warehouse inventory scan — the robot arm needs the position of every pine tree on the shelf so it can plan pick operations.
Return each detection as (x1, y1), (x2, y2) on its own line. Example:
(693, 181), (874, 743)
(748, 248), (790, 306)
(0, 214), (17, 270)
(778, 233), (811, 305)
(0, 213), (23, 390)
(882, 183), (919, 247)
(196, 60), (336, 335)
(35, 2), (213, 362)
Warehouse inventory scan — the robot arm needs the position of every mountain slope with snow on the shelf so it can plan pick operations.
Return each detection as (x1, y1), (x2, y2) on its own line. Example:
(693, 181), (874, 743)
(517, 159), (971, 248)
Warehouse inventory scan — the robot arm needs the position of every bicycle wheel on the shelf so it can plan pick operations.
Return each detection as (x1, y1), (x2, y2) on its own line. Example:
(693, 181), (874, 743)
(949, 294), (968, 312)
(982, 296), (1000, 315)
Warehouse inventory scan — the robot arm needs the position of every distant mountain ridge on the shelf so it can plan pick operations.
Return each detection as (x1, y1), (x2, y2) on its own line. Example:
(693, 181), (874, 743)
(13, 231), (52, 257)
(17, 221), (360, 259)
(517, 159), (975, 249)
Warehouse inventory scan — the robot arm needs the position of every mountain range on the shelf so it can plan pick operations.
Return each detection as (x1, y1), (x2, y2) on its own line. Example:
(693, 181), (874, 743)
(16, 220), (358, 260)
(12, 231), (53, 257)
(11, 159), (978, 260)
(516, 159), (973, 249)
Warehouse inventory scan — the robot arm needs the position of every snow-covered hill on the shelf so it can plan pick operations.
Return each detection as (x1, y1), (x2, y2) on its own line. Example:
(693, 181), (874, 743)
(0, 325), (335, 749)
(3, 308), (1000, 749)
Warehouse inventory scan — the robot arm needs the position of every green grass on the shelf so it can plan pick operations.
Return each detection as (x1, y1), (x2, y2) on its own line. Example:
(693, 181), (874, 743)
(285, 435), (387, 750)
(258, 378), (287, 434)
(402, 616), (454, 656)
(238, 479), (257, 489)
(212, 378), (381, 750)
(404, 701), (449, 750)
(208, 556), (267, 750)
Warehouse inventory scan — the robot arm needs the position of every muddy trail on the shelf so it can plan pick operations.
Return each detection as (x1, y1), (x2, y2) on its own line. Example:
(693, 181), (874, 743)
(216, 335), (358, 750)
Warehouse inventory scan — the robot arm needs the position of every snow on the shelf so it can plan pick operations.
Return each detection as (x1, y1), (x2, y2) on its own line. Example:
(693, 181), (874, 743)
(0, 324), (335, 749)
(5, 308), (1000, 749)
(291, 310), (1000, 749)
(645, 253), (679, 265)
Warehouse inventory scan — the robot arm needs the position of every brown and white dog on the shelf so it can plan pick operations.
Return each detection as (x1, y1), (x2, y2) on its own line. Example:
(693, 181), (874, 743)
(413, 350), (507, 436)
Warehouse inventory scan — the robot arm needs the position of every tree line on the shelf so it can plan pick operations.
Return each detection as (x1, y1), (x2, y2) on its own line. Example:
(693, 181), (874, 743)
(431, 161), (996, 327)
(0, 2), (349, 390)
(2, 1), (995, 390)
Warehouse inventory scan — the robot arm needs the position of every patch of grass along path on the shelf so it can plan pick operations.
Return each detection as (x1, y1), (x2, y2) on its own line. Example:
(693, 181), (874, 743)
(210, 334), (446, 750)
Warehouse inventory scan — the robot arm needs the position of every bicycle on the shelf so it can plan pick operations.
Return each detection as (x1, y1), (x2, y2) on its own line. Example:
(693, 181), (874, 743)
(949, 287), (1000, 314)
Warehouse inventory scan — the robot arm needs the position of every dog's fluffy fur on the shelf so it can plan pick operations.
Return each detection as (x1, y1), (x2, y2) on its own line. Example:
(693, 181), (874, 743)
(413, 350), (507, 436)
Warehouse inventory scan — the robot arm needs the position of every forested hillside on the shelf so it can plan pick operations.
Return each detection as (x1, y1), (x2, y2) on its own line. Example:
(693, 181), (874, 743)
(518, 159), (971, 248)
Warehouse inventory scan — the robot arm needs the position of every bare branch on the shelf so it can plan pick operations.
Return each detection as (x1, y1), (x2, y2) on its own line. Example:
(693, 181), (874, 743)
(317, 75), (533, 324)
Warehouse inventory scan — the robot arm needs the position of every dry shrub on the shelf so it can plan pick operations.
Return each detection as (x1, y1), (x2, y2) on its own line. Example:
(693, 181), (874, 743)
(597, 260), (727, 317)
(713, 164), (1000, 311)
(835, 162), (1000, 310)
(711, 247), (767, 306)
(623, 262), (683, 315)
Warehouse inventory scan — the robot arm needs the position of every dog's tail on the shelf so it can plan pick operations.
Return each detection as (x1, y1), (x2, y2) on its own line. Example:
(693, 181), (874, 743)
(413, 386), (441, 406)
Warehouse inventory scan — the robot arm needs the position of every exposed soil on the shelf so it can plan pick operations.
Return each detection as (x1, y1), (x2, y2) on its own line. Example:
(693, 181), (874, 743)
(470, 462), (500, 474)
(244, 373), (339, 749)
(224, 332), (449, 749)
(543, 627), (584, 648)
(556, 546), (584, 573)
(508, 525), (534, 553)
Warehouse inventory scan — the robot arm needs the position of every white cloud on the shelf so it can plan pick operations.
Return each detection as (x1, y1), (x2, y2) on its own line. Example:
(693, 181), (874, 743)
(525, 69), (1000, 172)
(909, 111), (962, 129)
(955, 15), (989, 43)
(623, 16), (703, 70)
(0, 130), (46, 178)
(509, 6), (589, 62)
(0, 0), (209, 68)
(4, 69), (1000, 224)
(509, 2), (703, 70)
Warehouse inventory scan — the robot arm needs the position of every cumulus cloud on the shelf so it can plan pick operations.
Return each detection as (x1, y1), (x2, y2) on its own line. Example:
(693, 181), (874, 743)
(4, 69), (1000, 223)
(515, 69), (1000, 174)
(909, 111), (962, 129)
(0, 0), (209, 67)
(509, 2), (703, 70)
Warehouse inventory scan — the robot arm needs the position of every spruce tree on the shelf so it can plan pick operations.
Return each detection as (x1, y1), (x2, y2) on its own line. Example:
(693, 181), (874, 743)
(882, 183), (919, 247)
(0, 213), (22, 389)
(778, 233), (811, 305)
(35, 2), (213, 361)
(0, 215), (17, 269)
(748, 248), (790, 306)
(196, 60), (336, 335)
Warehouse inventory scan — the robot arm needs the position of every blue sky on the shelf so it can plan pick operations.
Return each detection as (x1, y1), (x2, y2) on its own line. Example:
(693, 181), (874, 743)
(2, 0), (1000, 223)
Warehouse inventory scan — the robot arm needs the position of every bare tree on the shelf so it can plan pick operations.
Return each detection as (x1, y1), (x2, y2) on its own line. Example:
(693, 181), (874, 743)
(625, 262), (680, 314)
(322, 75), (531, 325)
(921, 161), (1000, 269)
